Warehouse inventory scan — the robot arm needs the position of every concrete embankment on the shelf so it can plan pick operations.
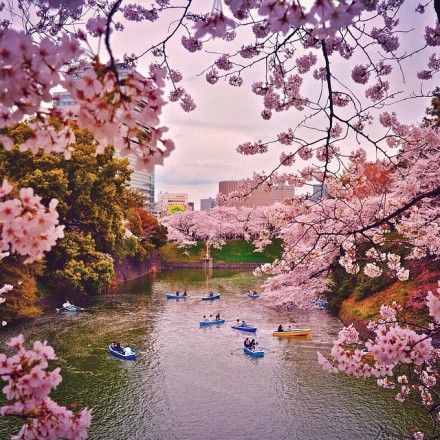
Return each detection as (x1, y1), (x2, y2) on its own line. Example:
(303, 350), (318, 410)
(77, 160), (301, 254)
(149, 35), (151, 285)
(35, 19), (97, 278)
(113, 255), (262, 283)
(160, 262), (261, 270)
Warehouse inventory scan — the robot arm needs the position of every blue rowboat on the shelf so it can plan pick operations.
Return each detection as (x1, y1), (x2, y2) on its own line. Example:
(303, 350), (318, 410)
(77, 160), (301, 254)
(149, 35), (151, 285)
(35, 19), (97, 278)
(246, 292), (260, 299)
(107, 345), (137, 360)
(310, 299), (329, 309)
(231, 325), (257, 333)
(244, 346), (264, 358)
(199, 319), (225, 326)
(201, 294), (220, 301)
(166, 293), (188, 299)
(60, 306), (80, 312)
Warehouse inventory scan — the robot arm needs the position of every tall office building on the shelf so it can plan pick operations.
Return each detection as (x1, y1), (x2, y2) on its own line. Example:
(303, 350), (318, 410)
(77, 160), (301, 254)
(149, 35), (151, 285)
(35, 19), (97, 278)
(310, 184), (328, 202)
(51, 63), (155, 212)
(218, 181), (295, 208)
(52, 91), (77, 108)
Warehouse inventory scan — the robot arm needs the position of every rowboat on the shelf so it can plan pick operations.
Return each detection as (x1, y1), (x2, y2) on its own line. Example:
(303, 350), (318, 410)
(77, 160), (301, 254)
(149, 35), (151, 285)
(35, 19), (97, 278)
(201, 293), (220, 301)
(246, 292), (260, 299)
(166, 293), (188, 299)
(243, 346), (264, 358)
(199, 319), (225, 326)
(231, 325), (257, 333)
(310, 299), (329, 309)
(59, 306), (80, 313)
(272, 328), (311, 337)
(107, 345), (137, 360)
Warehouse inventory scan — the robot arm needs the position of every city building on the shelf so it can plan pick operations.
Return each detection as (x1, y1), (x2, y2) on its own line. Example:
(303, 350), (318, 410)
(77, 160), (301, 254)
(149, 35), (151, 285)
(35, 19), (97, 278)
(52, 91), (77, 108)
(218, 181), (295, 208)
(200, 197), (217, 212)
(188, 202), (195, 211)
(129, 169), (155, 213)
(157, 192), (189, 218)
(272, 184), (296, 203)
(51, 63), (155, 212)
(310, 184), (328, 202)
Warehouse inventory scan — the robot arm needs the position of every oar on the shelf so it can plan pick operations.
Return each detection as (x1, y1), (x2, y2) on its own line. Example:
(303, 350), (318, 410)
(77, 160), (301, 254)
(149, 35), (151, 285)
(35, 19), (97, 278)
(230, 347), (245, 354)
(260, 346), (277, 353)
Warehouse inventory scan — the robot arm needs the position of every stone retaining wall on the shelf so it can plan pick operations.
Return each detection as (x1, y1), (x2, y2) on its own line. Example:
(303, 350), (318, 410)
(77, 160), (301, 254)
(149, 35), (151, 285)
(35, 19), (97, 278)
(113, 255), (262, 283)
(160, 262), (261, 270)
(113, 255), (161, 283)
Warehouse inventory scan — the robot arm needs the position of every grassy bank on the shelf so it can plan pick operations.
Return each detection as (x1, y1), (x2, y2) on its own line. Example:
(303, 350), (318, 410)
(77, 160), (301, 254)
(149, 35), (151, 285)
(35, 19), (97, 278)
(329, 257), (440, 339)
(158, 239), (283, 264)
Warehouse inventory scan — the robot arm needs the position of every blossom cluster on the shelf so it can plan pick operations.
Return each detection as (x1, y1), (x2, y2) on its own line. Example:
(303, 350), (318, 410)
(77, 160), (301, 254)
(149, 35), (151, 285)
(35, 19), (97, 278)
(0, 180), (64, 263)
(0, 335), (92, 439)
(0, 29), (80, 130)
(318, 287), (440, 437)
(60, 62), (176, 171)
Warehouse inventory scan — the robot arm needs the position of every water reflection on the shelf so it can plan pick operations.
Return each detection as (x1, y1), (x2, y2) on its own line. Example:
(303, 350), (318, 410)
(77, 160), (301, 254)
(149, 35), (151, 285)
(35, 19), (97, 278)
(0, 269), (428, 439)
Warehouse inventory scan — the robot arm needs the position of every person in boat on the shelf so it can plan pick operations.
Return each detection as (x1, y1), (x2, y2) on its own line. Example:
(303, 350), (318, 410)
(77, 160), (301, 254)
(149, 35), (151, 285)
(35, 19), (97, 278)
(114, 342), (123, 353)
(244, 338), (251, 348)
(241, 320), (247, 327)
(175, 291), (180, 296)
(124, 346), (133, 356)
(253, 290), (258, 295)
(236, 319), (240, 327)
(209, 314), (213, 321)
(277, 324), (284, 332)
(215, 313), (220, 321)
(63, 300), (73, 309)
(202, 315), (209, 322)
(209, 291), (214, 297)
(183, 290), (187, 296)
(250, 339), (256, 350)
(287, 325), (292, 331)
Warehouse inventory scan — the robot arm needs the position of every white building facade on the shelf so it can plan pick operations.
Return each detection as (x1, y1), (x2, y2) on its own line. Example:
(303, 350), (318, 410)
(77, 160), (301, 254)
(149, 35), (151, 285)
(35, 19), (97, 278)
(157, 192), (189, 218)
(51, 64), (155, 212)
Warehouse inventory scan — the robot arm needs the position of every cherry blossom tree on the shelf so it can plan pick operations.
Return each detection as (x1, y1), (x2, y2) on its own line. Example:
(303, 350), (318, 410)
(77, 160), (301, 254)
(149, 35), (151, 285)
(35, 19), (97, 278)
(161, 205), (278, 248)
(318, 282), (440, 439)
(0, 0), (439, 437)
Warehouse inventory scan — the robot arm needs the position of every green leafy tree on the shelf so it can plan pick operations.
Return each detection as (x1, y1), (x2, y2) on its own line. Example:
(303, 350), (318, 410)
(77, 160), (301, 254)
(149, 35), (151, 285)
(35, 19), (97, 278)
(44, 232), (114, 295)
(0, 123), (144, 295)
(424, 87), (440, 128)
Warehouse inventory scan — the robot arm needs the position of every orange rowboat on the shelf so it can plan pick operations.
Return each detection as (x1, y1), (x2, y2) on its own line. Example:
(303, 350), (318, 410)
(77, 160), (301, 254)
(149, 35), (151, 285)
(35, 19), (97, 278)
(272, 328), (311, 337)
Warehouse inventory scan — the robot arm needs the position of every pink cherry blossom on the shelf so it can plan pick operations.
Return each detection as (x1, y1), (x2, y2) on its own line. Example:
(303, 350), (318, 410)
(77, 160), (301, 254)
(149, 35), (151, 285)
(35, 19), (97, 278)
(0, 336), (91, 439)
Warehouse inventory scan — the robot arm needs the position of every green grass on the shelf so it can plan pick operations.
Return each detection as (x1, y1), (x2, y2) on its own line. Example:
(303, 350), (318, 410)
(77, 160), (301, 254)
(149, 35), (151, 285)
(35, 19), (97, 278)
(158, 239), (283, 264)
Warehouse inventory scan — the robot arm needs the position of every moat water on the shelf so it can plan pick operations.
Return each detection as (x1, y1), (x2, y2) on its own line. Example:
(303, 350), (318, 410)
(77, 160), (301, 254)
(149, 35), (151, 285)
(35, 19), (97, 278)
(0, 269), (427, 439)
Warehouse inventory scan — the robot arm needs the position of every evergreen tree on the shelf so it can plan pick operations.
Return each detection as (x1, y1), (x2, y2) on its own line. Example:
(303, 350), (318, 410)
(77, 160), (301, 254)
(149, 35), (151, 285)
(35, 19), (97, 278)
(0, 124), (144, 295)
